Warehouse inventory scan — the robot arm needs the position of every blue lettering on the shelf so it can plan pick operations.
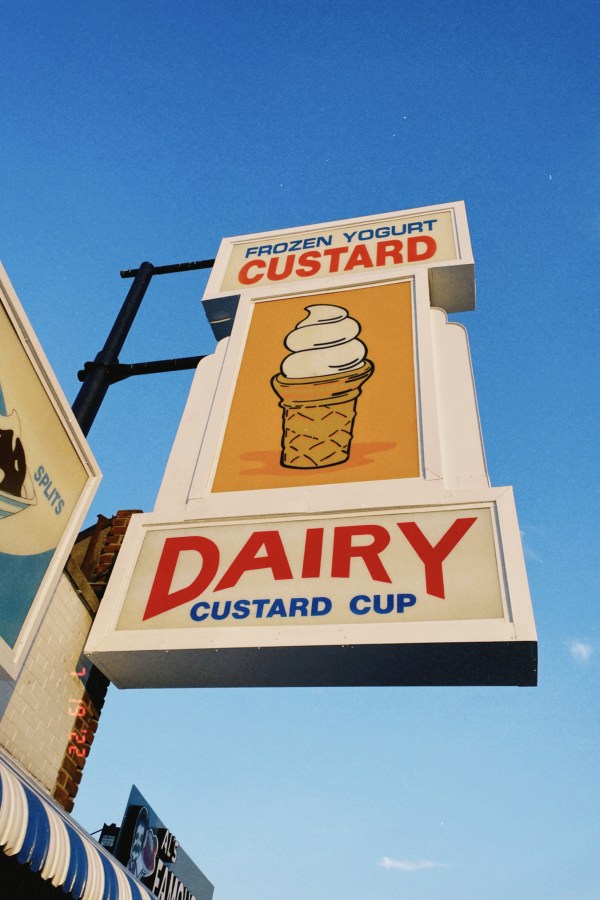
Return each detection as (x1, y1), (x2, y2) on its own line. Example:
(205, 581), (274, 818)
(373, 593), (395, 614)
(266, 598), (288, 618)
(257, 245), (273, 256)
(343, 231), (357, 243)
(289, 597), (309, 617)
(358, 228), (374, 240)
(190, 602), (210, 621)
(311, 596), (332, 616)
(349, 593), (417, 615)
(252, 598), (270, 618)
(232, 599), (250, 619)
(211, 600), (231, 620)
(244, 246), (258, 257)
(34, 466), (64, 511)
(391, 224), (407, 236)
(398, 593), (417, 611)
(350, 594), (371, 615)
(315, 235), (333, 248)
(375, 226), (390, 238)
(272, 242), (288, 254)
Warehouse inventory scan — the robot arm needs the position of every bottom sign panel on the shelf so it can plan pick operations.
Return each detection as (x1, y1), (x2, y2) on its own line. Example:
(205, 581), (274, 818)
(86, 490), (537, 687)
(90, 641), (537, 688)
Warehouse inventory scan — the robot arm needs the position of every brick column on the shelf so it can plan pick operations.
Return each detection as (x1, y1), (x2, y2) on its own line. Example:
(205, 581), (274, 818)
(53, 681), (101, 813)
(52, 510), (141, 812)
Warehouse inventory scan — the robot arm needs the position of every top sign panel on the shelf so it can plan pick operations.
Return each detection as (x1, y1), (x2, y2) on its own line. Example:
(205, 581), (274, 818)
(205, 202), (475, 312)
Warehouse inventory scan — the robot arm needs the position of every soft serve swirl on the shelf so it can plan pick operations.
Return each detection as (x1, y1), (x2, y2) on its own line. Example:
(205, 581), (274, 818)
(280, 305), (368, 378)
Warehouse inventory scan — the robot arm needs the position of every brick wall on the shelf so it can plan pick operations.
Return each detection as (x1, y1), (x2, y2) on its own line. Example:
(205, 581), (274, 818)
(0, 510), (140, 810)
(52, 666), (105, 813)
(0, 575), (93, 792)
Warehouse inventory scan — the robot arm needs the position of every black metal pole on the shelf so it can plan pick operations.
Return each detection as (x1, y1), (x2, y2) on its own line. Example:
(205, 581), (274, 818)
(72, 262), (155, 435)
(120, 258), (215, 279)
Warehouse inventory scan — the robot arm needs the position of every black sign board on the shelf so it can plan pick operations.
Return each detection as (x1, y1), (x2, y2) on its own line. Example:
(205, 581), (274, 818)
(111, 786), (213, 900)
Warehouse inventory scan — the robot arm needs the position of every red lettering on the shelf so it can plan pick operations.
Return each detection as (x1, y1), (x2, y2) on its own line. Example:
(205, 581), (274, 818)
(376, 239), (403, 266)
(143, 536), (220, 620)
(215, 530), (293, 591)
(331, 525), (392, 582)
(344, 243), (374, 271)
(301, 528), (324, 578)
(267, 254), (295, 281)
(406, 235), (436, 262)
(238, 260), (265, 285)
(322, 246), (349, 273)
(296, 251), (322, 278)
(397, 517), (476, 598)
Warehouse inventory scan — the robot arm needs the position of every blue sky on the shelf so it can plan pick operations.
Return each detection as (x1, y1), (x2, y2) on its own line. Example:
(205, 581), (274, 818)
(1, 1), (599, 898)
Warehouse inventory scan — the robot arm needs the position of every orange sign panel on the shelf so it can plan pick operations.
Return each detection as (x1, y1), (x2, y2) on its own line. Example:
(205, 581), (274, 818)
(212, 281), (420, 492)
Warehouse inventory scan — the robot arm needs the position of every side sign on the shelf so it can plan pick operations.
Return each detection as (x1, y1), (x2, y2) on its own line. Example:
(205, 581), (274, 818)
(0, 264), (101, 679)
(112, 786), (214, 900)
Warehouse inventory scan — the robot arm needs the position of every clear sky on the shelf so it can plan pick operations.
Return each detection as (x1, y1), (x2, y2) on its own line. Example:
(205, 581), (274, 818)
(1, 1), (599, 898)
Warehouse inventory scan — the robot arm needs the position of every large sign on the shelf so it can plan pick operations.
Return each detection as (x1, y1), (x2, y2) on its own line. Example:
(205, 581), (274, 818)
(112, 786), (214, 900)
(0, 264), (101, 679)
(86, 203), (536, 687)
(121, 506), (504, 628)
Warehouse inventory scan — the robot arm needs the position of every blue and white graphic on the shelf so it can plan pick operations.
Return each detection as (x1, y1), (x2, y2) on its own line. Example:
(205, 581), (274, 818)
(0, 264), (100, 678)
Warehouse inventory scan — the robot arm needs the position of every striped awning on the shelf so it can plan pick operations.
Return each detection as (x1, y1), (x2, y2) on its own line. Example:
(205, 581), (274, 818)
(0, 754), (155, 900)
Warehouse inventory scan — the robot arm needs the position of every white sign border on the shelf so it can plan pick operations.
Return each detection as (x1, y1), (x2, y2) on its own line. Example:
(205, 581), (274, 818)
(156, 269), (487, 525)
(204, 201), (474, 307)
(0, 263), (102, 680)
(85, 487), (536, 688)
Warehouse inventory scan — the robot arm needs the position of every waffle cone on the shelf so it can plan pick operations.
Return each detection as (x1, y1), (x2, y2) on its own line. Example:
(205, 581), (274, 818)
(271, 360), (374, 468)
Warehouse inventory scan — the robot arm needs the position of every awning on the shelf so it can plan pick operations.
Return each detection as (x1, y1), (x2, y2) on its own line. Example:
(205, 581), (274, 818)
(0, 752), (154, 900)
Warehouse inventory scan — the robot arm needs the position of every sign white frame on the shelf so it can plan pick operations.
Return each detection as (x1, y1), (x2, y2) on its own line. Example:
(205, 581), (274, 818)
(85, 202), (536, 687)
(155, 270), (487, 523)
(0, 263), (101, 680)
(205, 201), (475, 312)
(85, 488), (536, 688)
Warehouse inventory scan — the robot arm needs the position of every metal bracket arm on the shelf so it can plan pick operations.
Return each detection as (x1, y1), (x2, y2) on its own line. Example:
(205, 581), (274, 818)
(77, 356), (205, 386)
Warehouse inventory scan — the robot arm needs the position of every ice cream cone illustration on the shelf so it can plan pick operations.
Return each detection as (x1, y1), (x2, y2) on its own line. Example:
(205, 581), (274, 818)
(271, 305), (374, 468)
